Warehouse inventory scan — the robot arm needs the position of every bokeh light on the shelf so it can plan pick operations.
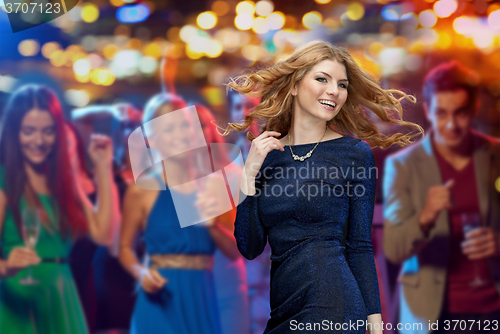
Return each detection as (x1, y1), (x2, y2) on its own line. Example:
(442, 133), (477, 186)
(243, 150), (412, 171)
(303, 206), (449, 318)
(473, 30), (494, 49)
(116, 4), (150, 23)
(252, 17), (269, 34)
(488, 10), (500, 30)
(103, 44), (119, 60)
(197, 11), (218, 30)
(110, 0), (126, 7)
(81, 3), (100, 23)
(419, 10), (438, 28)
(236, 1), (256, 15)
(41, 42), (61, 58)
(434, 0), (458, 19)
(302, 11), (322, 30)
(139, 56), (159, 74)
(144, 43), (162, 59)
(242, 44), (262, 61)
(212, 1), (230, 16)
(73, 59), (91, 76)
(205, 40), (223, 58)
(65, 89), (90, 107)
(267, 12), (285, 30)
(49, 50), (67, 67)
(92, 68), (115, 86)
(347, 2), (365, 21)
(180, 25), (198, 43)
(255, 1), (274, 17)
(18, 40), (40, 57)
(235, 13), (254, 30)
(0, 75), (18, 93)
(381, 3), (414, 21)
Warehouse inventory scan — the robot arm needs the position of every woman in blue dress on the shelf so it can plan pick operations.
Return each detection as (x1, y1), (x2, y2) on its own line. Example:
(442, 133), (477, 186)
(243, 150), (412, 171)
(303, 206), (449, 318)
(119, 93), (240, 334)
(222, 41), (425, 333)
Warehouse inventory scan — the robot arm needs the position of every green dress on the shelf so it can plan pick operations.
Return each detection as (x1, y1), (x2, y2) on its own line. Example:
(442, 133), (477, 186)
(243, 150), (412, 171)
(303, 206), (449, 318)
(0, 169), (88, 333)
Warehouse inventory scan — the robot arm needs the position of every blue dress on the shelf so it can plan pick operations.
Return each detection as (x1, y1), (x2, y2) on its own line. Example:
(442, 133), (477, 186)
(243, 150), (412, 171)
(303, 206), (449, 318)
(131, 186), (222, 334)
(234, 135), (381, 333)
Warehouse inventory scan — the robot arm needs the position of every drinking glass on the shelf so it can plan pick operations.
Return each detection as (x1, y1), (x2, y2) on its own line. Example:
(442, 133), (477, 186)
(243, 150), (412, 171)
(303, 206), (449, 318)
(461, 212), (487, 287)
(19, 207), (40, 285)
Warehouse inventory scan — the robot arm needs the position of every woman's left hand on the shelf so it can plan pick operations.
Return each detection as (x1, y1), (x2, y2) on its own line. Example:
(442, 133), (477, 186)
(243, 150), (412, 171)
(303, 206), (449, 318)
(88, 134), (113, 169)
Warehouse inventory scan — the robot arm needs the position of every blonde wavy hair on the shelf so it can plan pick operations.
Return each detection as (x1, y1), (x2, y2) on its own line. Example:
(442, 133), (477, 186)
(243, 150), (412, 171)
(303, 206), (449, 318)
(219, 41), (424, 149)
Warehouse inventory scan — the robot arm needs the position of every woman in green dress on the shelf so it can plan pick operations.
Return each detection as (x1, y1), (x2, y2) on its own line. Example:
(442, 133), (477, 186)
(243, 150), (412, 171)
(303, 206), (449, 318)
(0, 84), (116, 333)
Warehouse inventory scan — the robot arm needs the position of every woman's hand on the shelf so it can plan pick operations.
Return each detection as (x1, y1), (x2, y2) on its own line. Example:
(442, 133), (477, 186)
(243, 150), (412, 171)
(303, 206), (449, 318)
(367, 313), (384, 334)
(195, 188), (221, 226)
(241, 131), (285, 196)
(140, 267), (168, 294)
(1, 247), (40, 278)
(245, 131), (285, 179)
(88, 134), (113, 169)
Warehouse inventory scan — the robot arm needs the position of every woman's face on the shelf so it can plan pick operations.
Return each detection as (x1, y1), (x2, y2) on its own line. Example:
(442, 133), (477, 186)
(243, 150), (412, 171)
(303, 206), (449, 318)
(230, 93), (246, 123)
(291, 59), (348, 123)
(19, 108), (56, 165)
(148, 108), (193, 160)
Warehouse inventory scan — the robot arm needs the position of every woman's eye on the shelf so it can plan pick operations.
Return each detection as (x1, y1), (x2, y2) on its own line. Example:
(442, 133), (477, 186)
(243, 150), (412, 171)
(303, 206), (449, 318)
(339, 83), (348, 89)
(21, 128), (34, 135)
(316, 77), (327, 83)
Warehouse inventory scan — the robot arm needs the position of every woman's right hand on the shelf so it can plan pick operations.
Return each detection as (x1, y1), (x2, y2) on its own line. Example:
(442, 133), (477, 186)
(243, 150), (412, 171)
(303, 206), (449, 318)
(244, 131), (285, 179)
(140, 268), (168, 294)
(3, 247), (40, 278)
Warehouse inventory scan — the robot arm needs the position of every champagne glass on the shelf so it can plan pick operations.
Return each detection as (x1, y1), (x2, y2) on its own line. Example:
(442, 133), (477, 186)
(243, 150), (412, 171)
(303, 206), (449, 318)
(19, 207), (40, 285)
(461, 212), (487, 287)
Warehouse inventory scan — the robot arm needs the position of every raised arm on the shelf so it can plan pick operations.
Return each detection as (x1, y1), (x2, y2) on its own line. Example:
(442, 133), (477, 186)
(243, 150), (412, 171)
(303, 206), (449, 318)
(80, 135), (116, 246)
(344, 140), (381, 316)
(233, 130), (284, 260)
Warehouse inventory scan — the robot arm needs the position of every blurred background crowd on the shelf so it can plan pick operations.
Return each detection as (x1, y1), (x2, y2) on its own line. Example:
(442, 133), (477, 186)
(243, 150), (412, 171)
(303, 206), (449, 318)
(0, 0), (499, 334)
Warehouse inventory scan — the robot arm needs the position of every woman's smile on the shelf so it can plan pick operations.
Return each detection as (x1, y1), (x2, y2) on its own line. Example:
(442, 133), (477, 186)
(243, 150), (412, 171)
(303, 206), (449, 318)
(318, 99), (338, 111)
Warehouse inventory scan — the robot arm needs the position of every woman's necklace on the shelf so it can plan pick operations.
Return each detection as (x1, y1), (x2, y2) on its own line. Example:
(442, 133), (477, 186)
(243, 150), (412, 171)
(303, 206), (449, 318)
(288, 126), (329, 161)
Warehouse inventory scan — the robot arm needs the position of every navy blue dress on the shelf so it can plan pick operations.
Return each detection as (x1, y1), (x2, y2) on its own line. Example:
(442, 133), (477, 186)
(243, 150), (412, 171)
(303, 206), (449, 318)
(234, 135), (381, 333)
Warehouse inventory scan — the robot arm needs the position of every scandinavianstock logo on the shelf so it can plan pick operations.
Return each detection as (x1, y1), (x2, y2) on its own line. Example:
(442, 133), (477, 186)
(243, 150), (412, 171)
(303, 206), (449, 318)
(128, 105), (246, 228)
(2, 0), (79, 33)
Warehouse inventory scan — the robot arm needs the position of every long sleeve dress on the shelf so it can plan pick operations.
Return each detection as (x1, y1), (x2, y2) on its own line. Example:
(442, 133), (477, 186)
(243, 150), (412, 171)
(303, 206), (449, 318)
(234, 135), (381, 334)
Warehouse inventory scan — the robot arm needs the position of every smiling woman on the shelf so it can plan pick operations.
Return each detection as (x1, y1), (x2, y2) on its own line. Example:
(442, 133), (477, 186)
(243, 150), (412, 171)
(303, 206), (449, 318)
(220, 41), (425, 334)
(0, 84), (116, 334)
